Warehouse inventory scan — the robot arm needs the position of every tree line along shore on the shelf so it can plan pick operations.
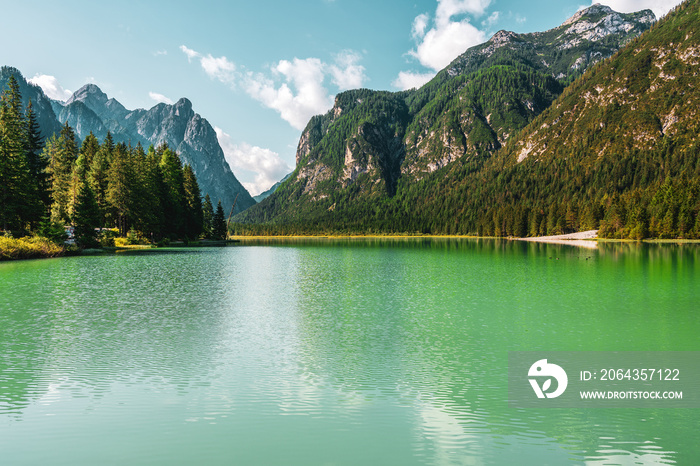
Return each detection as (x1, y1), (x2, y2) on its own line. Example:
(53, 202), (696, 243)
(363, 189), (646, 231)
(0, 76), (228, 260)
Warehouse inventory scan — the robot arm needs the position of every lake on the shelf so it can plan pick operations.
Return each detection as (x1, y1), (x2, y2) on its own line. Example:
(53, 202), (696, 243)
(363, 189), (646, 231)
(0, 239), (698, 465)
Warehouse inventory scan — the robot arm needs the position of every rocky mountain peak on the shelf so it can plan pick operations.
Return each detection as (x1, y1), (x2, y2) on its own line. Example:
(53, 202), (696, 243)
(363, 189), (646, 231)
(562, 4), (614, 26)
(560, 3), (655, 33)
(482, 30), (519, 55)
(489, 30), (517, 45)
(173, 97), (193, 116)
(551, 4), (656, 53)
(67, 83), (108, 106)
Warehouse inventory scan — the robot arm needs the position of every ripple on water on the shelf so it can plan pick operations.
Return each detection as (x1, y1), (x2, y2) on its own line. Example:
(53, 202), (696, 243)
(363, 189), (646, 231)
(0, 242), (698, 465)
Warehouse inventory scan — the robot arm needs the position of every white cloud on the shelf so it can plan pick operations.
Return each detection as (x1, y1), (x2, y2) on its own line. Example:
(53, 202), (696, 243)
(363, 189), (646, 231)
(244, 58), (335, 131)
(200, 54), (236, 84)
(329, 50), (367, 90)
(181, 45), (238, 85)
(397, 0), (491, 85)
(412, 13), (430, 39)
(392, 71), (435, 90)
(28, 74), (73, 101)
(149, 92), (173, 105)
(436, 0), (492, 25)
(411, 20), (487, 71)
(482, 11), (500, 28)
(180, 45), (200, 62)
(180, 45), (236, 85)
(592, 0), (683, 18)
(215, 127), (292, 196)
(154, 50), (168, 57)
(181, 44), (366, 130)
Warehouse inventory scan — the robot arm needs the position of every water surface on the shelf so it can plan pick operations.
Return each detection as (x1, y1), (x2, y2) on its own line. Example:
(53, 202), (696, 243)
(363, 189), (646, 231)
(0, 239), (698, 465)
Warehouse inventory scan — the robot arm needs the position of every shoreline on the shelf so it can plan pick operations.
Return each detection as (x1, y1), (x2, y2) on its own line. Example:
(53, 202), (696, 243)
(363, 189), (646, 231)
(231, 232), (700, 244)
(229, 234), (484, 240)
(4, 233), (700, 262)
(514, 230), (600, 249)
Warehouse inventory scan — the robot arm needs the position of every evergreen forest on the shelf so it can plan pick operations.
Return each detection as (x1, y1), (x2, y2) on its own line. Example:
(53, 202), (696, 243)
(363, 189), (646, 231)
(0, 76), (224, 253)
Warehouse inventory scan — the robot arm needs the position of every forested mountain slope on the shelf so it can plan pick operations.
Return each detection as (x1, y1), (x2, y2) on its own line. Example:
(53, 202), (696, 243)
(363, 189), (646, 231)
(449, 0), (700, 239)
(236, 5), (673, 236)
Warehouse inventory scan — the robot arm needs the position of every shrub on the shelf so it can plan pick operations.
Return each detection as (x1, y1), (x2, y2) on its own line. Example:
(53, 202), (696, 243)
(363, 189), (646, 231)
(0, 236), (64, 260)
(99, 229), (118, 247)
(114, 237), (129, 247)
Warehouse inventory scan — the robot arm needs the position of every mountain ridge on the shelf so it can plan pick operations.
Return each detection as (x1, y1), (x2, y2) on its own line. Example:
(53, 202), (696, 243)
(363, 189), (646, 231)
(0, 68), (255, 215)
(235, 4), (658, 231)
(60, 85), (257, 215)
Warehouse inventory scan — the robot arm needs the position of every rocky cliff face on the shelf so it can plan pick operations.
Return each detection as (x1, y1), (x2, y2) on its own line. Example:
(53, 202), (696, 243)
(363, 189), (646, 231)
(58, 101), (107, 140)
(509, 4), (699, 165)
(0, 67), (63, 139)
(0, 68), (255, 214)
(238, 4), (655, 225)
(399, 4), (654, 179)
(56, 86), (255, 214)
(292, 90), (410, 201)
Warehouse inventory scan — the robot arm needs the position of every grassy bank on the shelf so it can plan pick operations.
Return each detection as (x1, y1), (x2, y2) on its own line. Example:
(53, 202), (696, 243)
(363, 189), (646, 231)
(0, 236), (65, 261)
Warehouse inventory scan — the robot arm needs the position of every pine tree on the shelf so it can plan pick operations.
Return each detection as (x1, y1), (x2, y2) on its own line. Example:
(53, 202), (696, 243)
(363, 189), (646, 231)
(48, 123), (78, 224)
(0, 75), (33, 231)
(102, 131), (115, 154)
(159, 146), (186, 238)
(80, 132), (100, 168)
(87, 136), (113, 225)
(0, 76), (26, 230)
(202, 193), (214, 239)
(106, 142), (135, 236)
(129, 142), (149, 233)
(23, 100), (48, 226)
(212, 200), (227, 240)
(73, 182), (101, 248)
(182, 164), (203, 239)
(134, 145), (165, 240)
(68, 152), (90, 221)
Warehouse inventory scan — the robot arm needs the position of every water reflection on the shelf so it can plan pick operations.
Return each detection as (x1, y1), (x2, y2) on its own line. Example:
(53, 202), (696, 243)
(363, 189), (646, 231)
(0, 240), (697, 464)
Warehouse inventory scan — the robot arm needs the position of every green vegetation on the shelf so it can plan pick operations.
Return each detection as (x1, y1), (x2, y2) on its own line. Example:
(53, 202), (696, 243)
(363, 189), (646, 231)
(0, 235), (64, 260)
(212, 201), (227, 240)
(234, 1), (699, 239)
(0, 77), (214, 259)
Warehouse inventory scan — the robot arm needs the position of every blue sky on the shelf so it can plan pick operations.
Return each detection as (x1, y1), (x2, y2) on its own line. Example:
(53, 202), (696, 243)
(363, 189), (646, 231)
(1, 0), (683, 195)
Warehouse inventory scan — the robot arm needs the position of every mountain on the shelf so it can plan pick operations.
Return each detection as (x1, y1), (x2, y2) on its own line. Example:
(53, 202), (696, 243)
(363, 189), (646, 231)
(58, 100), (107, 140)
(54, 85), (256, 214)
(254, 172), (292, 203)
(0, 69), (255, 215)
(477, 0), (700, 238)
(235, 4), (656, 231)
(0, 67), (63, 139)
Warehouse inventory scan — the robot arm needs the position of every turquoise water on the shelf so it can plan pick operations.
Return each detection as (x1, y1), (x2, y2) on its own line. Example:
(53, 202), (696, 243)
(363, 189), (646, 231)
(0, 239), (698, 465)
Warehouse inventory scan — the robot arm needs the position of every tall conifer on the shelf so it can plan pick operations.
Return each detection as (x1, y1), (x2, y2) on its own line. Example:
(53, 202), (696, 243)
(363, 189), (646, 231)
(212, 200), (227, 240)
(48, 123), (78, 224)
(0, 76), (32, 231)
(202, 194), (214, 239)
(183, 164), (203, 239)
